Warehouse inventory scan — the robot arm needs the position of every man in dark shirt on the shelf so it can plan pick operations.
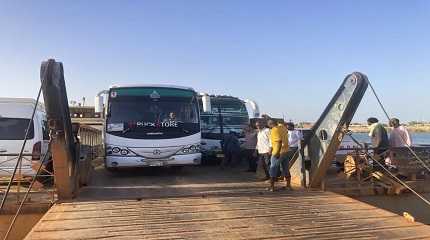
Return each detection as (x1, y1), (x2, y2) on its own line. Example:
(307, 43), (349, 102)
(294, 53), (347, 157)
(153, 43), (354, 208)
(367, 117), (389, 170)
(221, 131), (241, 169)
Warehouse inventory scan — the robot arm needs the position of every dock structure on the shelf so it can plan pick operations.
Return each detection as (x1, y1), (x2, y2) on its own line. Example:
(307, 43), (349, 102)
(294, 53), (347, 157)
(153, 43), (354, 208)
(25, 166), (430, 240)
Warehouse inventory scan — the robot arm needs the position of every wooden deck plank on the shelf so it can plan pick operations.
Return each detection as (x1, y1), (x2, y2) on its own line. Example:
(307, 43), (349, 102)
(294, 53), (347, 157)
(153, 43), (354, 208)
(24, 166), (430, 240)
(26, 189), (430, 240)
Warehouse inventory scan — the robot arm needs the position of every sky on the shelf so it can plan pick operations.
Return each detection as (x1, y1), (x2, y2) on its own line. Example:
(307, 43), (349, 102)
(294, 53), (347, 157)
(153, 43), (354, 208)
(0, 1), (429, 123)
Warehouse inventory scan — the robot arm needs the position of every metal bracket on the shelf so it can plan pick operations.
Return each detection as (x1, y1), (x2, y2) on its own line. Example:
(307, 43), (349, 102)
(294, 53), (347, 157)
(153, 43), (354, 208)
(290, 72), (369, 188)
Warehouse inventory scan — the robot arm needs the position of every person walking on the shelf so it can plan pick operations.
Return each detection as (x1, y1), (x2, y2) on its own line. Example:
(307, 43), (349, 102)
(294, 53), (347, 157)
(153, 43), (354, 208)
(267, 119), (290, 191)
(241, 125), (258, 172)
(367, 117), (389, 170)
(255, 120), (271, 180)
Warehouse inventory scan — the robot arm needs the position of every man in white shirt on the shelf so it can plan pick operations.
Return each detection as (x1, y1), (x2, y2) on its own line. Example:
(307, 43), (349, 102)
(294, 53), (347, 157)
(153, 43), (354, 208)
(255, 120), (271, 180)
(389, 118), (412, 147)
(388, 118), (412, 170)
(285, 122), (303, 167)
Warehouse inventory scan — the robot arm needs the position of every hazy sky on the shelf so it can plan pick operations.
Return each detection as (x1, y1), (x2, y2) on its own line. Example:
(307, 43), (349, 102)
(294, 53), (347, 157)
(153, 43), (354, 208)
(0, 1), (429, 123)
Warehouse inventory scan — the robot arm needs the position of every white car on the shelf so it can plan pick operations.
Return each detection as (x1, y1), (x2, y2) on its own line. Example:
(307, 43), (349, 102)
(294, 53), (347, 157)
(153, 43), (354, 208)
(0, 98), (50, 176)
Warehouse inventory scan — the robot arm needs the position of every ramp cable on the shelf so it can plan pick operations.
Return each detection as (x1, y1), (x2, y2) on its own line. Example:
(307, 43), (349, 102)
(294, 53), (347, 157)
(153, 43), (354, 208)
(347, 133), (430, 208)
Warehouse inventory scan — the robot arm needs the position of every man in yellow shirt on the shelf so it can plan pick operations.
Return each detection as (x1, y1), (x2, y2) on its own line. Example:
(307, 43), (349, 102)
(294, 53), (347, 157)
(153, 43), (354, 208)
(267, 119), (290, 191)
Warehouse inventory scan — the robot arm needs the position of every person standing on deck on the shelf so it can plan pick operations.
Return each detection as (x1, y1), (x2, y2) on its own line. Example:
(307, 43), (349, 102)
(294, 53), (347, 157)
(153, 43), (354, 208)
(241, 124), (258, 172)
(367, 117), (389, 170)
(387, 118), (413, 169)
(255, 120), (272, 180)
(389, 118), (412, 147)
(285, 122), (302, 166)
(267, 119), (290, 191)
(221, 131), (241, 169)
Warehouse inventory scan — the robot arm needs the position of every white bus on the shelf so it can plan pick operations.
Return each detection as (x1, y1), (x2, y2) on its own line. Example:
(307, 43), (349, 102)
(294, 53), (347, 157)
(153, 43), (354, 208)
(0, 98), (50, 176)
(96, 85), (202, 170)
(198, 95), (259, 161)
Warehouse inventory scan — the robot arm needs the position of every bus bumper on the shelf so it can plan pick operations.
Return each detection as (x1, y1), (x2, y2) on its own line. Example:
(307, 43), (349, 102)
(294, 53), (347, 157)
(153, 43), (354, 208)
(105, 153), (202, 168)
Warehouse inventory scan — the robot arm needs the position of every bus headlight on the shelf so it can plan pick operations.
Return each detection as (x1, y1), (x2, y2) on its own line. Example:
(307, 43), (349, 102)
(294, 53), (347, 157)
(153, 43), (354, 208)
(120, 149), (130, 156)
(112, 147), (121, 154)
(178, 144), (201, 155)
(106, 145), (135, 157)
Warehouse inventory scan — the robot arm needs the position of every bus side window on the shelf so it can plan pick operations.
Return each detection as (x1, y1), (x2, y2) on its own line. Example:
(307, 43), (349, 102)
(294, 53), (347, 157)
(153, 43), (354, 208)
(42, 120), (50, 140)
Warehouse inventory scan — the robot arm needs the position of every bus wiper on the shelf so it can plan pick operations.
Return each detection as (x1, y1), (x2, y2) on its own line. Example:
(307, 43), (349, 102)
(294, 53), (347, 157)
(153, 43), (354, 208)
(206, 127), (217, 133)
(122, 126), (132, 134)
(180, 122), (189, 134)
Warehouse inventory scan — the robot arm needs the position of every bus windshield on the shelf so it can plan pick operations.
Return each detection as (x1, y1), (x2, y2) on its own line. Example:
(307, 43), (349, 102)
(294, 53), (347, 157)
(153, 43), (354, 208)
(201, 115), (249, 131)
(211, 99), (247, 113)
(107, 87), (200, 139)
(0, 118), (34, 140)
(199, 96), (249, 140)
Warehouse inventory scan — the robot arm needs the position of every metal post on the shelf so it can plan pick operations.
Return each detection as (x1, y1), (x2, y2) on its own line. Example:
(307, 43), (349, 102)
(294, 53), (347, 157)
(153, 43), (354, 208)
(41, 59), (79, 200)
(218, 104), (224, 150)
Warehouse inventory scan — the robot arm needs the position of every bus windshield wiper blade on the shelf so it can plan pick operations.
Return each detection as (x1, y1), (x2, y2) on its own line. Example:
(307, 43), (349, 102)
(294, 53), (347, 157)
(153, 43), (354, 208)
(122, 127), (132, 134)
(179, 122), (189, 134)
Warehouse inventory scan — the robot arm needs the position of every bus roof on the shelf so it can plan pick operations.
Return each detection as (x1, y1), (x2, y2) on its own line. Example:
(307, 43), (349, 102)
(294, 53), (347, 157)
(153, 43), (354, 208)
(197, 95), (244, 103)
(0, 97), (45, 112)
(109, 84), (195, 92)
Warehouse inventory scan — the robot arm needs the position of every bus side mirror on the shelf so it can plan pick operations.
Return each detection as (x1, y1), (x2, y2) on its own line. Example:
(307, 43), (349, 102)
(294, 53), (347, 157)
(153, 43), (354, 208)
(94, 95), (104, 113)
(245, 99), (260, 118)
(201, 94), (211, 113)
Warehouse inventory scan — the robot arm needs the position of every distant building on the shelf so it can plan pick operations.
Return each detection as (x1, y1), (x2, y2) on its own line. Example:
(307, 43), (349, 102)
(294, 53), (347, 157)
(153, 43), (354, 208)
(69, 106), (100, 118)
(69, 106), (103, 129)
(299, 122), (313, 129)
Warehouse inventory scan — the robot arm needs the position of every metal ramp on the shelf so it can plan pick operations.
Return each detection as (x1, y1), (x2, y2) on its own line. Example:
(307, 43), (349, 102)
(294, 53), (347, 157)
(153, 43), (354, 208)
(25, 179), (430, 240)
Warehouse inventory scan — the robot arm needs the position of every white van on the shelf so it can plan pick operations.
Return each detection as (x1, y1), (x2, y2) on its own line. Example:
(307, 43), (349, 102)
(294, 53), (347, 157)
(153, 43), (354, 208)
(0, 98), (50, 177)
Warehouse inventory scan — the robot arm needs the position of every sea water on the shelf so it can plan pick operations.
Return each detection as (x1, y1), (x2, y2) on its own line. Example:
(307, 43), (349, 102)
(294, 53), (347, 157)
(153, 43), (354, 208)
(349, 132), (430, 145)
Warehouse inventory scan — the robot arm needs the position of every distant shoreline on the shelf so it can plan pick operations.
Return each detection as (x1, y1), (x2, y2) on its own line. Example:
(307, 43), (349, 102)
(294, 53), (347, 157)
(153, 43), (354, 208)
(297, 123), (430, 133)
(348, 125), (430, 133)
